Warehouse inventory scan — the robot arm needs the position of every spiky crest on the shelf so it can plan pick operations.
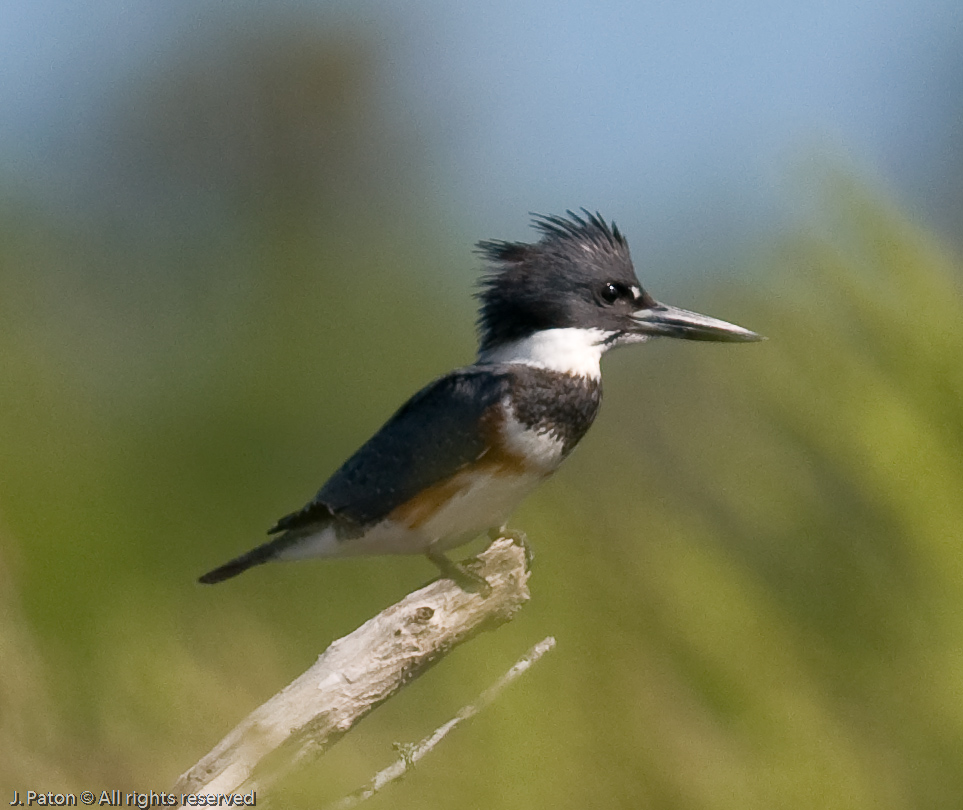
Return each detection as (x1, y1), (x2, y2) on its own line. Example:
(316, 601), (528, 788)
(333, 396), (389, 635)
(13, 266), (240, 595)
(474, 209), (639, 352)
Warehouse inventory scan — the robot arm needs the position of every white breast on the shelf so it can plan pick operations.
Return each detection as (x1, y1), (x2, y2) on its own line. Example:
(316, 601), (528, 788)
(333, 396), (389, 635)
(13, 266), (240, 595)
(499, 407), (567, 472)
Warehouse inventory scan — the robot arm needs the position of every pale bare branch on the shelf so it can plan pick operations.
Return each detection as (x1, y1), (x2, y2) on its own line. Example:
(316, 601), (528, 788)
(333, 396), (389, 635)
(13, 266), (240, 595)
(174, 538), (530, 796)
(329, 635), (557, 809)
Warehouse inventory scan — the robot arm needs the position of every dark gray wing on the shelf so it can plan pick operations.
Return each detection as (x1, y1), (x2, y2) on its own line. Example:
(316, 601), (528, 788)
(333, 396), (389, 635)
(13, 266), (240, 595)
(269, 368), (511, 533)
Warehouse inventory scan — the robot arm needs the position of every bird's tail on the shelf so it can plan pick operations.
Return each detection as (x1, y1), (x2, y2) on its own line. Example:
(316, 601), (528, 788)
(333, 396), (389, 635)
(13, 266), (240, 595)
(200, 506), (338, 584)
(198, 536), (287, 584)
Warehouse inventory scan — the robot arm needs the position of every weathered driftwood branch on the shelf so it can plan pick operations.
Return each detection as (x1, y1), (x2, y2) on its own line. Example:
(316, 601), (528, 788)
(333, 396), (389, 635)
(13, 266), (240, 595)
(174, 538), (530, 796)
(330, 635), (556, 809)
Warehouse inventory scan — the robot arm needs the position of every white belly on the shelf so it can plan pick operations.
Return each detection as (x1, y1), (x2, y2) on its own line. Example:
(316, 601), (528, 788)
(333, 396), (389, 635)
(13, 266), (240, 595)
(277, 420), (565, 560)
(277, 467), (546, 560)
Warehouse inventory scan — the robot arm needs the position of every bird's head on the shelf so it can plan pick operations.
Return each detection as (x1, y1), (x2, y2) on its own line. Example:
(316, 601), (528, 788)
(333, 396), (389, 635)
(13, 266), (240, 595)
(475, 210), (762, 358)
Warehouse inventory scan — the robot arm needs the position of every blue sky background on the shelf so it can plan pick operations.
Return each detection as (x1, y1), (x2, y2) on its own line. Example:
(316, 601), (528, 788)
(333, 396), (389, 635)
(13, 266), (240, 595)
(3, 0), (962, 266)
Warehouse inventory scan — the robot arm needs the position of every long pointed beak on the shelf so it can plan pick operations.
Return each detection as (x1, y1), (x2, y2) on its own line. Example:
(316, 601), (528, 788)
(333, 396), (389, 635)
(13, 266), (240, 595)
(630, 302), (764, 342)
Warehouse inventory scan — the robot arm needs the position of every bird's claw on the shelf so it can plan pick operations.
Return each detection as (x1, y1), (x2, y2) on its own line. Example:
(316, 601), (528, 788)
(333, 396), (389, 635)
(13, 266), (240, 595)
(426, 547), (492, 597)
(488, 526), (534, 566)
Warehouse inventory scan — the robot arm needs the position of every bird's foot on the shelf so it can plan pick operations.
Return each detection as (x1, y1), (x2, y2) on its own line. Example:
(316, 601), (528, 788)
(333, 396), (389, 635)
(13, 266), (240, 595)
(426, 547), (492, 597)
(488, 525), (534, 567)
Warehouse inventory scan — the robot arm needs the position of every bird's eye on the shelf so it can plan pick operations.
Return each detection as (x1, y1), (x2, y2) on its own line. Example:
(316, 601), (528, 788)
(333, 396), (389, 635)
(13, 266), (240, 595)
(600, 282), (625, 304)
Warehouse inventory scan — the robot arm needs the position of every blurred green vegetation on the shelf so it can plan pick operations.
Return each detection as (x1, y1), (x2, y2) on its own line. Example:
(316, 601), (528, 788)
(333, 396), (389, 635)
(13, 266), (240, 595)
(3, 27), (963, 810)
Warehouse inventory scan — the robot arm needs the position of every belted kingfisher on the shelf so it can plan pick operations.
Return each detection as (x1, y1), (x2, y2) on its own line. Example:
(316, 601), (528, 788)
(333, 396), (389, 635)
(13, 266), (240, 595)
(199, 210), (762, 592)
